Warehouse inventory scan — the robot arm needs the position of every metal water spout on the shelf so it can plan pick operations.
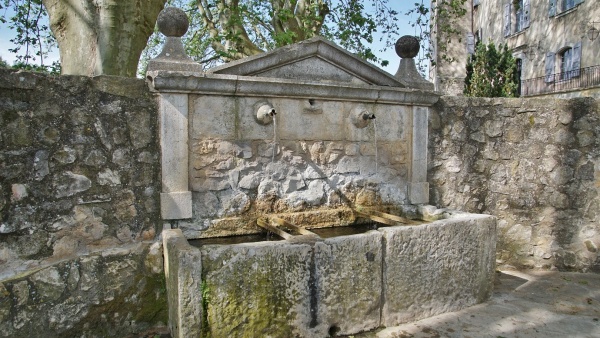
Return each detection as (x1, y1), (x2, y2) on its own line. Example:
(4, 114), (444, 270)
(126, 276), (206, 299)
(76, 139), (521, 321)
(256, 104), (276, 125)
(362, 113), (376, 120)
(352, 107), (375, 129)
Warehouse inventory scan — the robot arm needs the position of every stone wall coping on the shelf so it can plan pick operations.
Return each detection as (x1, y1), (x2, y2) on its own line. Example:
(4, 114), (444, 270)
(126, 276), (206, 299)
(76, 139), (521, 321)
(147, 71), (440, 106)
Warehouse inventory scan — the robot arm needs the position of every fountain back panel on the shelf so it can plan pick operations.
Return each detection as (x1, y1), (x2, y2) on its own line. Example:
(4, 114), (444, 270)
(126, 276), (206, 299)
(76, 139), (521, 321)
(150, 36), (496, 338)
(151, 37), (435, 238)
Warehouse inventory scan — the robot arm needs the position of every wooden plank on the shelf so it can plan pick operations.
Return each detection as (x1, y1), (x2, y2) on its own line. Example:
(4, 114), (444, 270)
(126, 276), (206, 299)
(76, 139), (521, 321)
(256, 218), (293, 240)
(354, 206), (419, 226)
(363, 209), (418, 225)
(354, 211), (400, 227)
(269, 216), (318, 236)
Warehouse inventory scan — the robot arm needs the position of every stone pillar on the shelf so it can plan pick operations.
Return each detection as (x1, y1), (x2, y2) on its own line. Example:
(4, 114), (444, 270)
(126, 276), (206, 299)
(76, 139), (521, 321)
(393, 36), (432, 204)
(410, 106), (429, 204)
(148, 7), (201, 219)
(160, 93), (192, 219)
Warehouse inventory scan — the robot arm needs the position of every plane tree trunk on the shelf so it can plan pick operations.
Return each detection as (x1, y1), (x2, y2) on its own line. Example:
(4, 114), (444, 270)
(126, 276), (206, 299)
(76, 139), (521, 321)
(42, 0), (167, 77)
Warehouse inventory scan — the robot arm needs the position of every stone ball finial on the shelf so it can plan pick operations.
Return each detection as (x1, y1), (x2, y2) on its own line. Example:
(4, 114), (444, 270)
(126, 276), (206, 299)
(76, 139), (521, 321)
(156, 7), (189, 37)
(395, 36), (420, 59)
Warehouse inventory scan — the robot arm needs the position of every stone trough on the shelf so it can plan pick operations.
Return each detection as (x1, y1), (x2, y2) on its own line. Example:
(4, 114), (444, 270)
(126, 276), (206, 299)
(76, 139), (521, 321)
(148, 8), (497, 338)
(163, 208), (496, 337)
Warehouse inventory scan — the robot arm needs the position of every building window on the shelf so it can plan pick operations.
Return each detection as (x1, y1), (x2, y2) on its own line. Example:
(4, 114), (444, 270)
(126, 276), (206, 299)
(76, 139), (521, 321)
(559, 48), (573, 80)
(562, 0), (576, 11)
(549, 0), (584, 17)
(516, 58), (523, 96)
(548, 42), (582, 81)
(505, 0), (530, 37)
(516, 1), (524, 32)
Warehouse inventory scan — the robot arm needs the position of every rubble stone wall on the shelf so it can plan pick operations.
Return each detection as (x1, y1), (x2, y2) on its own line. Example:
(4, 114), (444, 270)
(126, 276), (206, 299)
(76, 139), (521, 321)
(429, 96), (600, 272)
(0, 69), (167, 337)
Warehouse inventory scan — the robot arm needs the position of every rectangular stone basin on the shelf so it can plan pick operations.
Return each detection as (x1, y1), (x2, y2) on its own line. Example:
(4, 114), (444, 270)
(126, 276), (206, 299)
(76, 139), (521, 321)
(162, 209), (496, 337)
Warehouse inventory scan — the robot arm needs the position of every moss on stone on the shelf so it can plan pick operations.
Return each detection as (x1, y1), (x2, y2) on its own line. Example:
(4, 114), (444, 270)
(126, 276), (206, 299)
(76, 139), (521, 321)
(201, 244), (308, 337)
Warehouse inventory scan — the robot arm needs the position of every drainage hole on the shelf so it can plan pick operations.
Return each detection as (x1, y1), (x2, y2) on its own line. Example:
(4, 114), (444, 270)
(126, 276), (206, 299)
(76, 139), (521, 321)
(366, 251), (375, 262)
(328, 325), (341, 337)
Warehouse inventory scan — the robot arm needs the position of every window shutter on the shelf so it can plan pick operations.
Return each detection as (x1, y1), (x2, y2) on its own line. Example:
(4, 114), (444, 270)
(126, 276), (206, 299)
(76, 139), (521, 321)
(467, 33), (475, 55)
(572, 42), (582, 77)
(549, 0), (556, 17)
(523, 0), (531, 28)
(504, 3), (512, 37)
(545, 52), (555, 83)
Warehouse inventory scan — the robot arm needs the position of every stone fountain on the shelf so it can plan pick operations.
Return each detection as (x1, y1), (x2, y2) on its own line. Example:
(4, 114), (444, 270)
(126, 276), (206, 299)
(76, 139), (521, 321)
(147, 7), (496, 338)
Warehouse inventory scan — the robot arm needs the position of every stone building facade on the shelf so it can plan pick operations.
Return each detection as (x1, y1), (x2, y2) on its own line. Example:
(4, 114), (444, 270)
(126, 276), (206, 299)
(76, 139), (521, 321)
(432, 0), (600, 98)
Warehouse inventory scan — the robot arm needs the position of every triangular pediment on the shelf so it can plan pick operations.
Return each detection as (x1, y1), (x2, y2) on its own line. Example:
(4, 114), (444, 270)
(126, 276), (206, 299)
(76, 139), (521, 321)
(208, 37), (406, 87)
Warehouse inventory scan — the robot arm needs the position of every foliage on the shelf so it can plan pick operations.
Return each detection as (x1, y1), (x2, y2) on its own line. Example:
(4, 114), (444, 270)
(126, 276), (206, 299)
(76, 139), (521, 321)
(1, 0), (466, 78)
(512, 0), (521, 11)
(0, 0), (56, 70)
(430, 0), (467, 64)
(464, 41), (518, 97)
(11, 60), (60, 73)
(140, 0), (402, 75)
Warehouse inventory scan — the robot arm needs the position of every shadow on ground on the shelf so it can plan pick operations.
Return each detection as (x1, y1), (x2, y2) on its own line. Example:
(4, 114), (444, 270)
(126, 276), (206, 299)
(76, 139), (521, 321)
(352, 270), (600, 338)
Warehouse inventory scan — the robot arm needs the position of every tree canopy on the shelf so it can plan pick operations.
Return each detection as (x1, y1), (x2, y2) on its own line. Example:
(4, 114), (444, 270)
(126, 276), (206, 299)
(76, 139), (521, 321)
(0, 0), (57, 71)
(141, 0), (404, 73)
(464, 41), (518, 97)
(2, 0), (410, 76)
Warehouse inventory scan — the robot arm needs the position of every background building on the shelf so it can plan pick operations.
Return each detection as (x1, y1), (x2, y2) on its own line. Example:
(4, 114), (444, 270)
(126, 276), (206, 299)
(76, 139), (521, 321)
(432, 0), (600, 98)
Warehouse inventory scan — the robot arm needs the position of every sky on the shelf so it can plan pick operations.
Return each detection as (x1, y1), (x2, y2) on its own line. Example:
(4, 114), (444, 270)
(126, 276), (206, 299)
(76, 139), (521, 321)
(0, 1), (425, 76)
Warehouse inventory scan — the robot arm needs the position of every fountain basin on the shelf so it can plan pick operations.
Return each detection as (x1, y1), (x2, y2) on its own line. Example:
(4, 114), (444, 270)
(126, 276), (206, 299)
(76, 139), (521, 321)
(163, 208), (496, 337)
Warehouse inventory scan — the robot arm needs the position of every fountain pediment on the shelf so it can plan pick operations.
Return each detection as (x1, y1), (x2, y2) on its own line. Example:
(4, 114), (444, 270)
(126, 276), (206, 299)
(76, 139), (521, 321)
(202, 37), (405, 87)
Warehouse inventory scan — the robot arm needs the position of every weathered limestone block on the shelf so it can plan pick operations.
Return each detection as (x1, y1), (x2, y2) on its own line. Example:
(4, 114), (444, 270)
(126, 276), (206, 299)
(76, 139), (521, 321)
(218, 190), (251, 217)
(53, 147), (77, 164)
(54, 171), (92, 198)
(277, 99), (345, 141)
(191, 96), (237, 139)
(30, 266), (65, 303)
(314, 231), (383, 335)
(0, 283), (10, 323)
(285, 179), (326, 207)
(33, 150), (49, 181)
(97, 168), (121, 186)
(126, 111), (153, 149)
(381, 214), (496, 326)
(83, 149), (107, 166)
(163, 229), (204, 338)
(200, 241), (313, 338)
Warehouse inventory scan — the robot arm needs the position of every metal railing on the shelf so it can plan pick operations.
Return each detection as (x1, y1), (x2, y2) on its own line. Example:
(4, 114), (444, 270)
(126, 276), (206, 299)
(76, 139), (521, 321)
(520, 65), (600, 97)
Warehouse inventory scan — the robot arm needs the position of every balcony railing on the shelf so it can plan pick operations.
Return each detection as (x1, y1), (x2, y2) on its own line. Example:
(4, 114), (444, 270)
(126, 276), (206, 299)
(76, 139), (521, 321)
(520, 65), (600, 97)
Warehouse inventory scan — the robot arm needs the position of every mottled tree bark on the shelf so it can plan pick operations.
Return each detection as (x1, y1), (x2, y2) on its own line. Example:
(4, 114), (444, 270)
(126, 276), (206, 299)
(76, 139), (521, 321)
(42, 0), (167, 76)
(197, 0), (329, 62)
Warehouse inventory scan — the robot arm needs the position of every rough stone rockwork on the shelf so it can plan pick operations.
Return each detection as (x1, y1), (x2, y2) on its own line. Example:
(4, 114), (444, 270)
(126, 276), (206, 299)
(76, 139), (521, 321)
(0, 69), (167, 336)
(429, 96), (600, 272)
